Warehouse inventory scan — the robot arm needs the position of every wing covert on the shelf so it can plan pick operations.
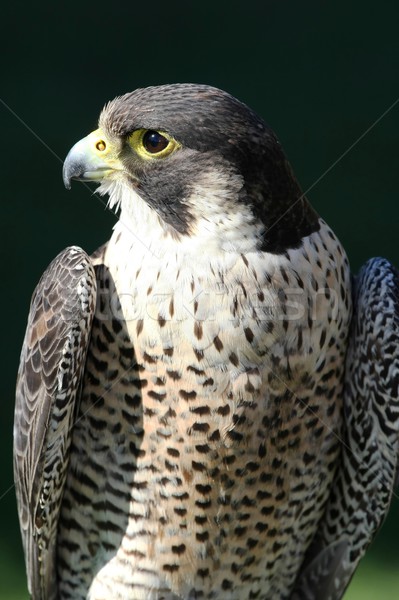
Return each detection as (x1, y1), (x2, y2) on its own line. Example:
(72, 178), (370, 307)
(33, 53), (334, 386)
(14, 246), (97, 599)
(291, 257), (399, 600)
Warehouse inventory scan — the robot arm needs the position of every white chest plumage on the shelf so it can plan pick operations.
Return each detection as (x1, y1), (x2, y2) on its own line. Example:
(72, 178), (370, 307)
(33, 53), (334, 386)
(58, 195), (351, 599)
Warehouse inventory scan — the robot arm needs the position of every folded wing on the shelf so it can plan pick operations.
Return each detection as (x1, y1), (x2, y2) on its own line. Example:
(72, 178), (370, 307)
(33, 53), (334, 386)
(14, 247), (96, 599)
(291, 257), (399, 600)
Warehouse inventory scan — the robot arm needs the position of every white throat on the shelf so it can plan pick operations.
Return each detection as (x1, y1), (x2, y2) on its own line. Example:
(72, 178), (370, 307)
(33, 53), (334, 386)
(97, 176), (265, 263)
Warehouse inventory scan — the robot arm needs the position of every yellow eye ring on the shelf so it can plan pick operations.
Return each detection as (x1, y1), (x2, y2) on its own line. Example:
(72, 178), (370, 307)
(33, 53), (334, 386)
(128, 129), (180, 160)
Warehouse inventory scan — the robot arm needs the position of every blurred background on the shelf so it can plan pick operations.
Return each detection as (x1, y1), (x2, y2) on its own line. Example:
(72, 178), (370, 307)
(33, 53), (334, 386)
(1, 1), (398, 597)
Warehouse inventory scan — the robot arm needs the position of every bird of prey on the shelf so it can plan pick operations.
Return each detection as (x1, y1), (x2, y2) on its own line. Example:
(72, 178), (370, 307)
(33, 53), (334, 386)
(14, 84), (399, 600)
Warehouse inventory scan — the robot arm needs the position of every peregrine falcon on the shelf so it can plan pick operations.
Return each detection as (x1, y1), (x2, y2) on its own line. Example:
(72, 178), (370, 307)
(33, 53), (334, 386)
(14, 84), (399, 600)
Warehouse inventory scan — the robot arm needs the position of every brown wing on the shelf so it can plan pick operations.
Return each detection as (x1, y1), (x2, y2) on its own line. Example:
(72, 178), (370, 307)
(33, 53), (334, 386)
(14, 246), (97, 599)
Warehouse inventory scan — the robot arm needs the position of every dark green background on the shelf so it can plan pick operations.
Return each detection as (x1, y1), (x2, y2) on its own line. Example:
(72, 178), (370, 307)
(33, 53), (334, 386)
(1, 1), (398, 597)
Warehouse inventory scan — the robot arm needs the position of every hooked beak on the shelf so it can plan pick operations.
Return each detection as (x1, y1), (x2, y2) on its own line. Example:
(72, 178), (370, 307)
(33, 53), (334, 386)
(63, 128), (121, 189)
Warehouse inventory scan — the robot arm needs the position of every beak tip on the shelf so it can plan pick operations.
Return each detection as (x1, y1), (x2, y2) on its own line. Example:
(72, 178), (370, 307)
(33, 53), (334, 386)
(62, 132), (111, 190)
(62, 164), (72, 190)
(63, 176), (72, 190)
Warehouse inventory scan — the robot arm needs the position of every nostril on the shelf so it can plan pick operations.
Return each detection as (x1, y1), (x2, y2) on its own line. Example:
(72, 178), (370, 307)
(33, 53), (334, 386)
(96, 140), (106, 152)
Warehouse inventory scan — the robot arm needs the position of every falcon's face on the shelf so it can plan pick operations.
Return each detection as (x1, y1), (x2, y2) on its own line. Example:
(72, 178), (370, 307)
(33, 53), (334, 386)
(63, 84), (318, 253)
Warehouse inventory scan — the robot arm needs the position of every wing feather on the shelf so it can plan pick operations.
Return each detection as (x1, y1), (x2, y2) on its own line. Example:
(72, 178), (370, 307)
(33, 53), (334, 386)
(14, 246), (97, 599)
(291, 257), (399, 600)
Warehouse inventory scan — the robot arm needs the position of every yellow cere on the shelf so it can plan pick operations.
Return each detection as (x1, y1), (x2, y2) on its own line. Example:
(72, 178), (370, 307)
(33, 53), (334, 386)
(128, 129), (181, 160)
(87, 129), (114, 157)
(85, 128), (124, 172)
(96, 140), (106, 152)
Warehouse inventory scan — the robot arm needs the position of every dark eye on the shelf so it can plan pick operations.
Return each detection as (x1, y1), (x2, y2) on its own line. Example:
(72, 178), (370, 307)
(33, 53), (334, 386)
(142, 130), (170, 154)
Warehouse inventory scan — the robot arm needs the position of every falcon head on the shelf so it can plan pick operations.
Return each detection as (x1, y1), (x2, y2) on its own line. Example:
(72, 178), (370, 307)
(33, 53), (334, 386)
(63, 84), (318, 253)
